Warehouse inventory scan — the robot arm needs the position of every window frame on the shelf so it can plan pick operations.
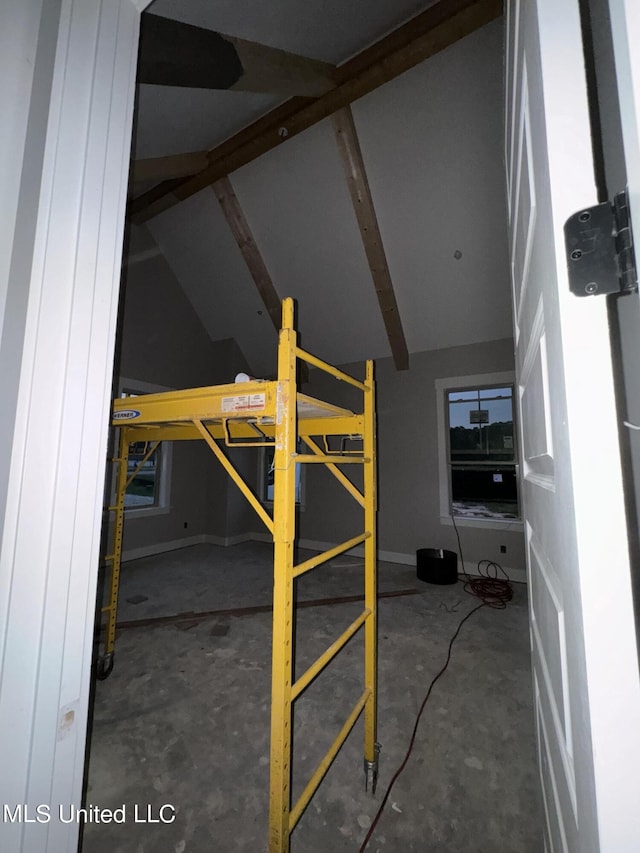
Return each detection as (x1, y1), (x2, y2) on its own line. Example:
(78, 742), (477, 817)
(117, 377), (173, 518)
(435, 371), (523, 531)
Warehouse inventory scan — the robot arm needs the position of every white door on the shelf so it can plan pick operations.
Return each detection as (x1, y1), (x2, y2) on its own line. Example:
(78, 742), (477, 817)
(505, 1), (640, 851)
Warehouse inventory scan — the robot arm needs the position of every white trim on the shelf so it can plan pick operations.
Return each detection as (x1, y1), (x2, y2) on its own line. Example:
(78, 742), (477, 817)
(118, 377), (174, 515)
(123, 246), (162, 267)
(440, 514), (524, 532)
(122, 534), (209, 563)
(249, 531), (272, 545)
(435, 371), (517, 392)
(0, 2), (145, 850)
(435, 371), (519, 529)
(123, 503), (172, 520)
(120, 532), (262, 562)
(464, 560), (525, 586)
(244, 534), (527, 584)
(222, 532), (261, 547)
(118, 531), (528, 585)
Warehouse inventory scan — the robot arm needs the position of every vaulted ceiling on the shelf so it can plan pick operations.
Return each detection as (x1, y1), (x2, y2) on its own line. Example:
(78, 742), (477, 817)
(125, 0), (512, 377)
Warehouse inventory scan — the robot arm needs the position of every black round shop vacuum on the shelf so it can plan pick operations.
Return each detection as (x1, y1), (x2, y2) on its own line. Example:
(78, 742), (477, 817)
(416, 548), (458, 585)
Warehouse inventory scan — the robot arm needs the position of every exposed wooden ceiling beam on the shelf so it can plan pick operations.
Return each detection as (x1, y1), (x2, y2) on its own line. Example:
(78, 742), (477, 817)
(139, 14), (336, 97)
(212, 178), (309, 382)
(130, 0), (502, 224)
(130, 98), (310, 217)
(132, 151), (210, 183)
(332, 107), (409, 371)
(212, 177), (282, 333)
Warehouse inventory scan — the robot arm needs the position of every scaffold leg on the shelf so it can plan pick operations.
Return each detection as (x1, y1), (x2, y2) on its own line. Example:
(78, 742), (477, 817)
(363, 359), (380, 789)
(269, 298), (297, 853)
(97, 428), (129, 681)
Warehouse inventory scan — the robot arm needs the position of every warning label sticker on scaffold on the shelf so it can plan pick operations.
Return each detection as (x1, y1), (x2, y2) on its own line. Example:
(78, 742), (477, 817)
(221, 393), (266, 412)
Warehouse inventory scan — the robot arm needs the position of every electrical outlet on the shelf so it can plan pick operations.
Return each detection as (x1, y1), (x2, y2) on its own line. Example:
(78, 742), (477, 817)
(500, 545), (506, 554)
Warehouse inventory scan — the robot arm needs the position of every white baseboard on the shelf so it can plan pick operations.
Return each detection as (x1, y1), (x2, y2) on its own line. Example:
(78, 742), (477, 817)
(246, 531), (271, 544)
(272, 536), (528, 584)
(461, 560), (526, 585)
(245, 534), (398, 560)
(121, 531), (264, 562)
(300, 539), (418, 567)
(220, 532), (262, 547)
(122, 534), (208, 563)
(121, 532), (527, 584)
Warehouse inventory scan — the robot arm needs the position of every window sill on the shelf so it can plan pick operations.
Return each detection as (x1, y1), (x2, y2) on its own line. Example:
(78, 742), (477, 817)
(440, 514), (523, 532)
(262, 501), (306, 512)
(125, 504), (171, 520)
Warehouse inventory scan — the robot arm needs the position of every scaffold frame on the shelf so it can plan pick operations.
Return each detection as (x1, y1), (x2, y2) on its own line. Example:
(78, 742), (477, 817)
(100, 297), (378, 852)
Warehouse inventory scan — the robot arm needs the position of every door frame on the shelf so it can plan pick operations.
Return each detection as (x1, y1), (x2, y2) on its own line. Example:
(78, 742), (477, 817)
(1, 2), (639, 852)
(0, 1), (150, 851)
(608, 0), (640, 233)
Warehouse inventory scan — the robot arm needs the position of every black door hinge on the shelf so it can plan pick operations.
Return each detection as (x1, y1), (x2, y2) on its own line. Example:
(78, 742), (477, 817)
(564, 189), (637, 296)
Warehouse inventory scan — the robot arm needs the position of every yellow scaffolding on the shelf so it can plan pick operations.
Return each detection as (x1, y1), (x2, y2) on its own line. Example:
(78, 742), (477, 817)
(99, 297), (379, 852)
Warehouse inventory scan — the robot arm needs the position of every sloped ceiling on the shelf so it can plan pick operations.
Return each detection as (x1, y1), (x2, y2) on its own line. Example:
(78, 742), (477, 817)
(129, 2), (512, 377)
(147, 0), (436, 67)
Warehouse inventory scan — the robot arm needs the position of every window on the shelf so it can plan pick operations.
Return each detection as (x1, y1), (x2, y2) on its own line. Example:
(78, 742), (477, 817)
(118, 380), (173, 517)
(261, 443), (303, 505)
(125, 440), (161, 508)
(436, 372), (521, 528)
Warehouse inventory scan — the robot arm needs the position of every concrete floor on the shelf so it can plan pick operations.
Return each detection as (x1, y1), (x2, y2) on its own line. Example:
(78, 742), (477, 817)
(84, 542), (542, 853)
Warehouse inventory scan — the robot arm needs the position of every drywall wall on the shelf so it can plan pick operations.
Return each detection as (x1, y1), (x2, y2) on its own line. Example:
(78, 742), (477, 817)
(297, 338), (525, 576)
(118, 235), (238, 389)
(115, 234), (238, 554)
(112, 226), (266, 554)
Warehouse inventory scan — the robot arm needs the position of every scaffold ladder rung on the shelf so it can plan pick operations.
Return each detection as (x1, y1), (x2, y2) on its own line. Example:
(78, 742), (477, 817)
(292, 532), (369, 579)
(268, 300), (377, 853)
(291, 608), (369, 700)
(289, 688), (371, 833)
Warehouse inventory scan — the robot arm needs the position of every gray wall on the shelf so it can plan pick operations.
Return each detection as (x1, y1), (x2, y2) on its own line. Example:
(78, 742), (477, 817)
(115, 234), (238, 553)
(112, 242), (525, 575)
(296, 339), (526, 574)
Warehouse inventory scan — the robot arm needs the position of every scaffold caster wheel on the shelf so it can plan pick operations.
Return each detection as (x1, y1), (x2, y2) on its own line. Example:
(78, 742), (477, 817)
(96, 652), (114, 680)
(364, 742), (381, 795)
